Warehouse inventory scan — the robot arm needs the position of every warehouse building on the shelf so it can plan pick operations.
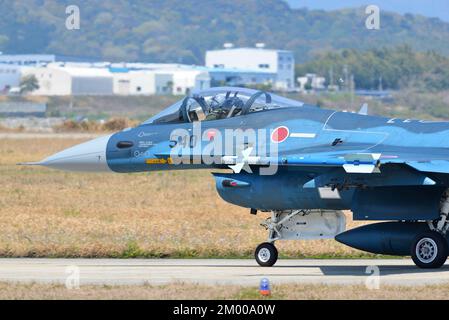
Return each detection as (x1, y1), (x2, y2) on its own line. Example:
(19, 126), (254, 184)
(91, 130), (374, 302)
(165, 69), (210, 95)
(205, 45), (295, 91)
(111, 67), (210, 96)
(112, 68), (157, 95)
(207, 67), (276, 88)
(0, 63), (21, 92)
(22, 65), (114, 95)
(297, 73), (326, 92)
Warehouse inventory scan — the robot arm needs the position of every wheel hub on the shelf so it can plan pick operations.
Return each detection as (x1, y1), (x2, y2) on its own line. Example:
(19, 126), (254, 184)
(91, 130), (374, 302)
(258, 248), (271, 263)
(416, 238), (438, 263)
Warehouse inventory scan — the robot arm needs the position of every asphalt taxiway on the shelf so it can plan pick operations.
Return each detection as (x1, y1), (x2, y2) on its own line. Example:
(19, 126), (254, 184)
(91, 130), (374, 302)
(0, 259), (448, 286)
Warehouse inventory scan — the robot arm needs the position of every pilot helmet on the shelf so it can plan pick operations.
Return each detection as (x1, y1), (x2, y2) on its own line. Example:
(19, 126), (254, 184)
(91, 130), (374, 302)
(209, 94), (227, 110)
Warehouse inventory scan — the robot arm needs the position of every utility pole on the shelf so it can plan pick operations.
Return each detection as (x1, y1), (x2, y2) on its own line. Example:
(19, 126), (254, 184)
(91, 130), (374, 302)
(350, 74), (355, 109)
(343, 65), (349, 92)
(378, 76), (383, 92)
(69, 96), (73, 111)
(329, 67), (334, 88)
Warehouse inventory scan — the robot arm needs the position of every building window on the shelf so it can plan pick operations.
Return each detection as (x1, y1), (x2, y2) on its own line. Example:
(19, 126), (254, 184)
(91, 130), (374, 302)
(258, 64), (270, 69)
(136, 86), (142, 92)
(177, 87), (182, 93)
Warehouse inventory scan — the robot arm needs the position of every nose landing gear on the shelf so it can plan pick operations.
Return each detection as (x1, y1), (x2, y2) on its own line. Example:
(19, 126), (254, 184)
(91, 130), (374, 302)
(254, 210), (346, 267)
(255, 242), (278, 267)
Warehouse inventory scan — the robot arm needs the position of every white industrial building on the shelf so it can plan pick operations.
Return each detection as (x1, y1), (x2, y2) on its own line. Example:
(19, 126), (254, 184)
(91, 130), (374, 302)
(22, 65), (113, 96)
(205, 46), (295, 90)
(111, 67), (210, 96)
(1, 49), (299, 96)
(297, 73), (326, 92)
(113, 70), (156, 95)
(16, 64), (210, 96)
(0, 63), (21, 92)
(207, 68), (276, 88)
(112, 70), (173, 95)
(165, 69), (210, 95)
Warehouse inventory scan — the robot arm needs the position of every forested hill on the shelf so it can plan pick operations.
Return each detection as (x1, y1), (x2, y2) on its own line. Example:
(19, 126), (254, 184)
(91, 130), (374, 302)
(1, 0), (449, 64)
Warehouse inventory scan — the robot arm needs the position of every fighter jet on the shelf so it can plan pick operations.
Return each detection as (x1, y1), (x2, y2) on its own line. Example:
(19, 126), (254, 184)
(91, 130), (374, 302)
(22, 87), (449, 268)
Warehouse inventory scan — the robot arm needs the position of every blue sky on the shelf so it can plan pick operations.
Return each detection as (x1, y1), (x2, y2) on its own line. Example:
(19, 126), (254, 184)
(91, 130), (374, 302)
(287, 0), (449, 22)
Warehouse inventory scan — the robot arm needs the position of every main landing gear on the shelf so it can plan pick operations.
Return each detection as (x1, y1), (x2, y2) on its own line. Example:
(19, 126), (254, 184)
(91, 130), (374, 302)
(411, 231), (448, 269)
(411, 189), (449, 269)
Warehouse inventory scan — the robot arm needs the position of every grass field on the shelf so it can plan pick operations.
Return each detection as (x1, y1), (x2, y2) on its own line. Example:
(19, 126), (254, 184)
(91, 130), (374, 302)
(0, 136), (373, 259)
(0, 282), (447, 300)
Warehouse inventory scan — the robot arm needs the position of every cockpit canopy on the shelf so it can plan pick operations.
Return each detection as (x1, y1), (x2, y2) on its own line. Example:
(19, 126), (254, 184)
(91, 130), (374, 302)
(143, 87), (304, 125)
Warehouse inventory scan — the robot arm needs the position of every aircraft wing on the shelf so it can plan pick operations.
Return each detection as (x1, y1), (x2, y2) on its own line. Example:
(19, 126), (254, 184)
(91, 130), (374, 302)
(406, 160), (449, 174)
(152, 138), (449, 175)
(375, 149), (449, 174)
(222, 151), (449, 177)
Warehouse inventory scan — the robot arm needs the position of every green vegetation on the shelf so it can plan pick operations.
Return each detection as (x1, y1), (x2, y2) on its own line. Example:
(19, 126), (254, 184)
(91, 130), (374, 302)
(286, 90), (449, 121)
(3, 88), (449, 124)
(3, 95), (180, 120)
(19, 75), (40, 94)
(2, 1), (449, 64)
(296, 46), (449, 91)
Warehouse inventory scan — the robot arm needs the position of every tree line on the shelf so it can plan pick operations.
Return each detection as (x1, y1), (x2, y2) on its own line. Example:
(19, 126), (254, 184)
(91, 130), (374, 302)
(295, 46), (449, 91)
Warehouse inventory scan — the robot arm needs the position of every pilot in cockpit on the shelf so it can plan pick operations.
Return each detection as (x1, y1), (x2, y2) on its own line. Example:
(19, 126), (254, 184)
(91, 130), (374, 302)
(205, 93), (245, 121)
(142, 87), (303, 125)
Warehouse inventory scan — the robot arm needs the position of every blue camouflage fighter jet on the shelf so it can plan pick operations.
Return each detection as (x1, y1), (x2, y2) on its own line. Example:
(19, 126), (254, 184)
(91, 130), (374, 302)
(22, 87), (449, 268)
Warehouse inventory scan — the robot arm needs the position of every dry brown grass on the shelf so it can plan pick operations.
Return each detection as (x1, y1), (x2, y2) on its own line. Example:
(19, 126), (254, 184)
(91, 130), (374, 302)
(0, 124), (25, 133)
(53, 118), (140, 133)
(0, 137), (370, 258)
(0, 282), (447, 300)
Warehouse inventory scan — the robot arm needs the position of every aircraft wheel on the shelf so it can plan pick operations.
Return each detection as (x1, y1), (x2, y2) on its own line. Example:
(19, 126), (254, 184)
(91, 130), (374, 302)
(411, 231), (448, 269)
(255, 242), (278, 267)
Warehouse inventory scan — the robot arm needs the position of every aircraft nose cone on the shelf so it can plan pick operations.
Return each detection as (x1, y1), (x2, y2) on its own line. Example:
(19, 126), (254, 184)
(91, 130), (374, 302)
(40, 134), (112, 172)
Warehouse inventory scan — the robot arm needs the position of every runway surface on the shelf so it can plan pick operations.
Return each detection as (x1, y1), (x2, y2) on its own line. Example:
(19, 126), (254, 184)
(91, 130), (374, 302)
(1, 259), (449, 286)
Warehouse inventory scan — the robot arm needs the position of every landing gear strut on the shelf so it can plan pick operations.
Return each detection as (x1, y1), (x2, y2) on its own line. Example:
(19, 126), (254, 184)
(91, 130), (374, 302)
(254, 210), (298, 267)
(254, 211), (282, 267)
(254, 210), (346, 267)
(413, 189), (449, 269)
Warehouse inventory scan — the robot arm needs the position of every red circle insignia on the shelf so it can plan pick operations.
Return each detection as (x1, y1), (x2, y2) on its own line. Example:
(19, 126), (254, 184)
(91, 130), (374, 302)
(206, 129), (217, 141)
(271, 126), (289, 143)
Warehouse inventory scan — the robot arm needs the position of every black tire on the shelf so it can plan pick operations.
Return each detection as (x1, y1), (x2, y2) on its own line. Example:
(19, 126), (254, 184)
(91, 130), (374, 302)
(411, 231), (448, 269)
(255, 242), (278, 267)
